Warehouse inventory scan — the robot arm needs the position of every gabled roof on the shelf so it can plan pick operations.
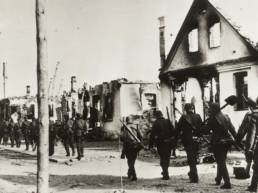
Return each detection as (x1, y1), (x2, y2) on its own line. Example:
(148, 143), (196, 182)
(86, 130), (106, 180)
(161, 0), (258, 74)
(209, 0), (258, 50)
(209, 0), (258, 49)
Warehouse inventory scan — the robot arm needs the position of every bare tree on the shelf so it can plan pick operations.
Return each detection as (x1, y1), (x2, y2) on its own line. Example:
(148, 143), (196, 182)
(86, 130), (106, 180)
(36, 0), (49, 192)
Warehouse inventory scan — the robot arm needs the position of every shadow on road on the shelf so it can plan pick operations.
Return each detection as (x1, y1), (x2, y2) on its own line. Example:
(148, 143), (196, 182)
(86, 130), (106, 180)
(0, 149), (37, 160)
(0, 173), (247, 193)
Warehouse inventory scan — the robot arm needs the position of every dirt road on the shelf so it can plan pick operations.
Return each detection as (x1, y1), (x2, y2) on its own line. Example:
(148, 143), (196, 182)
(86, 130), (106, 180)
(0, 142), (253, 193)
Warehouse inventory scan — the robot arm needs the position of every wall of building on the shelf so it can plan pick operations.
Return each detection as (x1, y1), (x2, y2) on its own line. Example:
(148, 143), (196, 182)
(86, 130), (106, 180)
(101, 83), (161, 138)
(218, 61), (258, 129)
(120, 84), (142, 117)
(160, 82), (173, 123)
(185, 78), (204, 119)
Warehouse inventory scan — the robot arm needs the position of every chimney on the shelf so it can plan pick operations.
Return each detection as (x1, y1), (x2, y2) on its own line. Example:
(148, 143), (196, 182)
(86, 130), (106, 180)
(158, 16), (166, 68)
(26, 85), (30, 96)
(71, 76), (77, 92)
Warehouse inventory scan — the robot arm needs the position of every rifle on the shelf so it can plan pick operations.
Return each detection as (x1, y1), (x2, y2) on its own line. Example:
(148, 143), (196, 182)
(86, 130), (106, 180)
(120, 120), (145, 149)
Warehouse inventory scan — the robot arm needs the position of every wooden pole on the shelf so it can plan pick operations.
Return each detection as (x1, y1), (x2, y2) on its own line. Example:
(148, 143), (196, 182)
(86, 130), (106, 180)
(3, 62), (6, 98)
(36, 0), (49, 193)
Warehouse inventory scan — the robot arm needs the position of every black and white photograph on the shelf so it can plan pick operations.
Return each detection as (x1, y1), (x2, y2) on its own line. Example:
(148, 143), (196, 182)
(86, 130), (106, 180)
(0, 0), (258, 192)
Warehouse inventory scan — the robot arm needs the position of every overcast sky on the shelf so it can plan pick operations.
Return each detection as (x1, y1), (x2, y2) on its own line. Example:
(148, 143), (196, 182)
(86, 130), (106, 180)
(0, 0), (257, 97)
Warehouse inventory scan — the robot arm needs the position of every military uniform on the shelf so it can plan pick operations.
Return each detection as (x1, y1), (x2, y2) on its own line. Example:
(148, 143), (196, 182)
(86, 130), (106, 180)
(63, 118), (75, 156)
(22, 118), (32, 150)
(0, 120), (4, 144)
(206, 103), (236, 189)
(121, 121), (142, 181)
(2, 120), (9, 146)
(236, 110), (258, 192)
(14, 119), (23, 148)
(73, 115), (87, 160)
(49, 120), (57, 156)
(149, 111), (175, 180)
(8, 120), (15, 147)
(177, 110), (202, 183)
(30, 118), (38, 151)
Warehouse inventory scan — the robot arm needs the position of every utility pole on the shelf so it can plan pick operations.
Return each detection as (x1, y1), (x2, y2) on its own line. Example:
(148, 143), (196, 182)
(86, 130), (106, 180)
(36, 0), (49, 193)
(2, 62), (7, 98)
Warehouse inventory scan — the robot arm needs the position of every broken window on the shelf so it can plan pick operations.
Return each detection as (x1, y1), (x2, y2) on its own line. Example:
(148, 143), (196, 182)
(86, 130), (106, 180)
(188, 28), (199, 53)
(92, 95), (101, 111)
(103, 93), (113, 121)
(234, 71), (248, 110)
(209, 22), (221, 48)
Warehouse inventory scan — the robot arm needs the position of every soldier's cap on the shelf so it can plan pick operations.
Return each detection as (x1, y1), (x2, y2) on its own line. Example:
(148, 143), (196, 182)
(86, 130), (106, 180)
(184, 103), (194, 111)
(154, 110), (163, 118)
(209, 103), (220, 113)
(126, 115), (134, 123)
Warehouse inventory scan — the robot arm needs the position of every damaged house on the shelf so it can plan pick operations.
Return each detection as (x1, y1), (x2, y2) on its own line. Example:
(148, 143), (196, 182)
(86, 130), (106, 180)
(159, 0), (258, 128)
(88, 79), (161, 138)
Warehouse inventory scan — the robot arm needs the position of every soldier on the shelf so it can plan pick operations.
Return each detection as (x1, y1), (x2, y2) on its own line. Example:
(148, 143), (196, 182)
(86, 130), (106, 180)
(49, 118), (57, 156)
(31, 117), (38, 151)
(2, 120), (9, 146)
(14, 116), (23, 148)
(63, 115), (75, 157)
(206, 103), (236, 189)
(149, 110), (175, 180)
(0, 119), (4, 144)
(22, 116), (32, 150)
(8, 118), (15, 147)
(73, 113), (87, 160)
(176, 103), (202, 183)
(236, 98), (258, 192)
(120, 115), (143, 181)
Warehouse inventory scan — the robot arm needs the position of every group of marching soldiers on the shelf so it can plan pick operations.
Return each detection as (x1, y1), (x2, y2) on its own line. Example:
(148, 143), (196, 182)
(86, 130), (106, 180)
(57, 113), (87, 160)
(121, 96), (258, 192)
(0, 115), (38, 151)
(39, 113), (87, 160)
(0, 112), (87, 161)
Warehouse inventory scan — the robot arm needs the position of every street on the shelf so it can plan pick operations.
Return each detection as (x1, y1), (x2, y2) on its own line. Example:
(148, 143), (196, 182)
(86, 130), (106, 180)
(0, 141), (253, 193)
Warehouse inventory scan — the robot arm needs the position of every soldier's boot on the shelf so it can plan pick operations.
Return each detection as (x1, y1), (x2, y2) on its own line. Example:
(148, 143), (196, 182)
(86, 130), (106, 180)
(247, 173), (258, 192)
(162, 167), (170, 180)
(25, 143), (29, 151)
(10, 139), (14, 147)
(72, 149), (75, 156)
(64, 142), (69, 156)
(220, 171), (231, 189)
(189, 166), (199, 183)
(189, 172), (199, 183)
(80, 147), (84, 158)
(127, 169), (131, 179)
(33, 145), (37, 151)
(65, 146), (70, 156)
(130, 168), (137, 181)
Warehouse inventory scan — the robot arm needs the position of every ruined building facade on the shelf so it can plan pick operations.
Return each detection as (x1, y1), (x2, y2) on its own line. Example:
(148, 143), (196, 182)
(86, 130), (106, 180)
(159, 0), (258, 128)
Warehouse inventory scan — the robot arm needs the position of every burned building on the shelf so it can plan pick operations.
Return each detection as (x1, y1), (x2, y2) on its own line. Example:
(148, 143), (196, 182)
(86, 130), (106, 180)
(88, 79), (161, 138)
(0, 95), (61, 121)
(159, 0), (258, 128)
